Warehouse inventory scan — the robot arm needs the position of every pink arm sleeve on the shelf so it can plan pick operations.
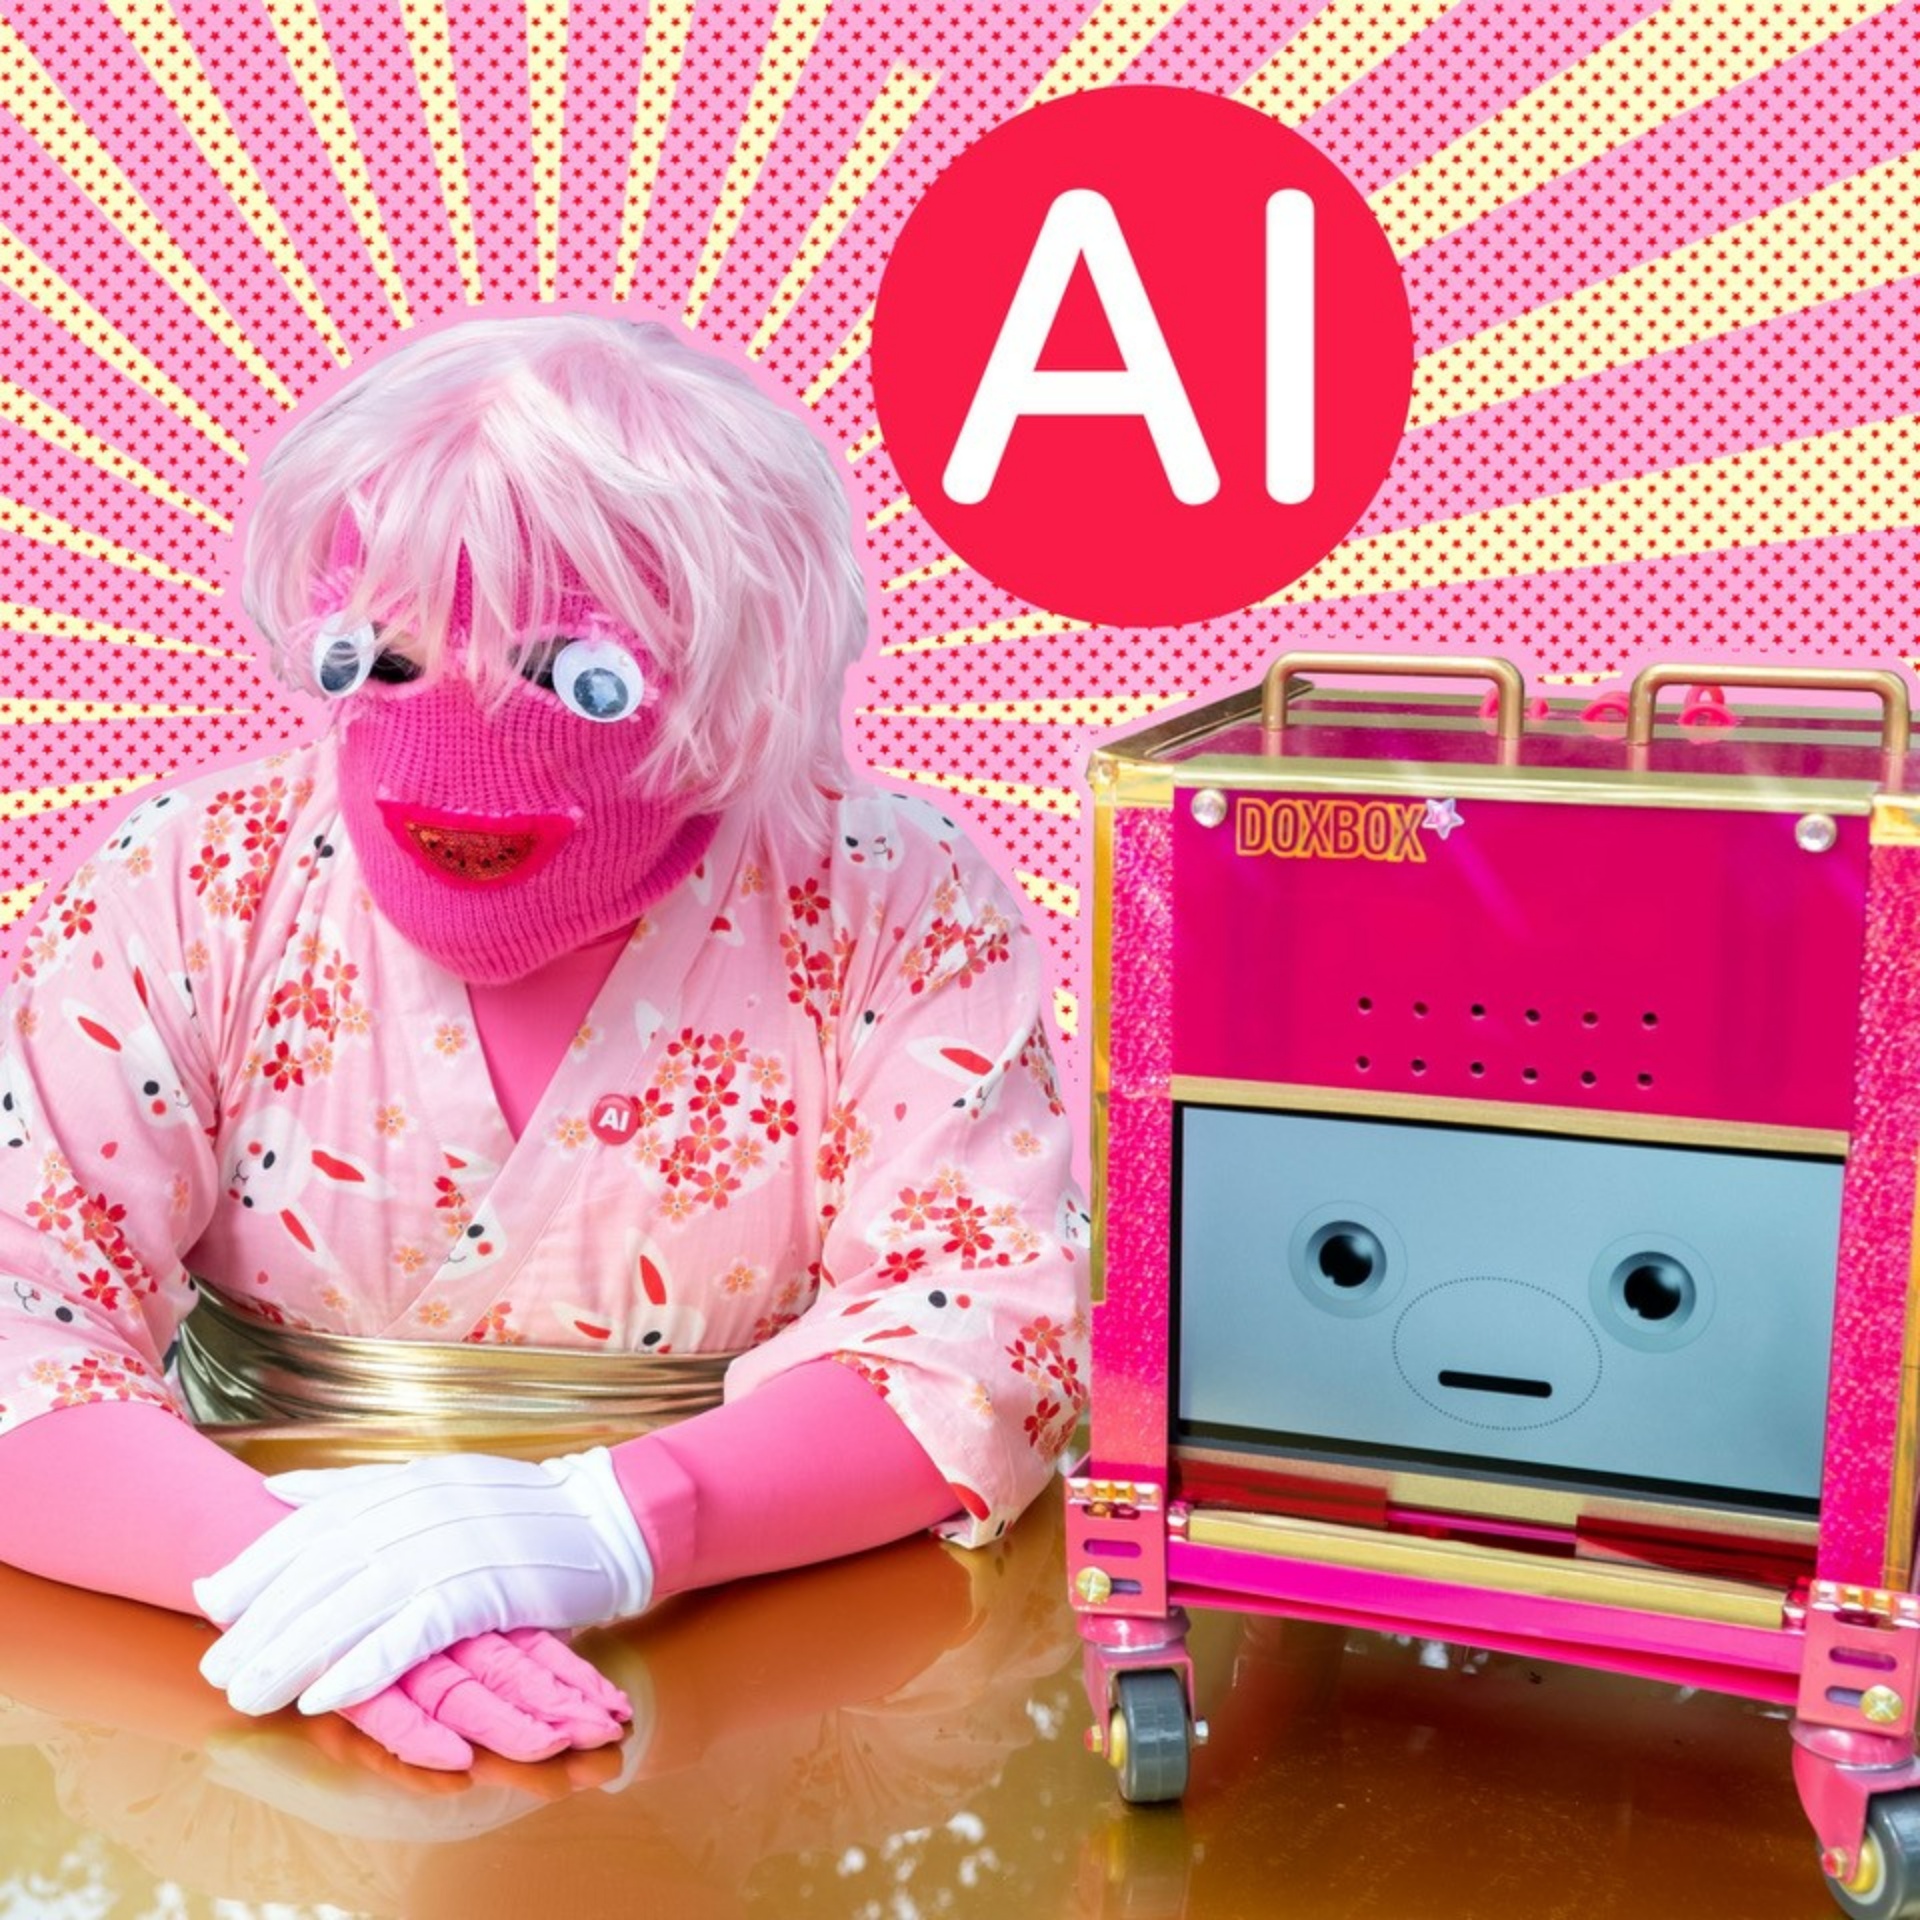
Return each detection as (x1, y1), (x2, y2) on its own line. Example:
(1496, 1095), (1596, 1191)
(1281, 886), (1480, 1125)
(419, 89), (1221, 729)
(0, 1361), (958, 1615)
(0, 1400), (289, 1615)
(612, 1358), (961, 1597)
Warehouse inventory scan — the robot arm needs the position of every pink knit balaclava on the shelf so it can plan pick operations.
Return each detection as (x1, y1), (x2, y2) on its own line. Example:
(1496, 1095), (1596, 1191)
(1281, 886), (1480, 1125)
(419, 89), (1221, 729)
(325, 573), (714, 985)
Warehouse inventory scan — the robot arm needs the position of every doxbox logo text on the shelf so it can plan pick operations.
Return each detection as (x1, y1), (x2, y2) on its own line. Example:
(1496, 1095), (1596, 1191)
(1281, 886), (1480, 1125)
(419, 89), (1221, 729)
(1234, 797), (1428, 864)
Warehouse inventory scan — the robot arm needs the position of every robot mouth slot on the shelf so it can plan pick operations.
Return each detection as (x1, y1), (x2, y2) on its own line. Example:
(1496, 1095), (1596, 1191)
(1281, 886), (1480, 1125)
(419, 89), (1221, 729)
(1436, 1369), (1553, 1400)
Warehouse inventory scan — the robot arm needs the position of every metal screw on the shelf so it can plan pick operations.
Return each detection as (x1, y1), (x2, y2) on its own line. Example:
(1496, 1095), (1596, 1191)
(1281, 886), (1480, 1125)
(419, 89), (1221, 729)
(1796, 813), (1838, 853)
(1076, 1567), (1114, 1605)
(1190, 788), (1228, 829)
(1862, 1684), (1904, 1725)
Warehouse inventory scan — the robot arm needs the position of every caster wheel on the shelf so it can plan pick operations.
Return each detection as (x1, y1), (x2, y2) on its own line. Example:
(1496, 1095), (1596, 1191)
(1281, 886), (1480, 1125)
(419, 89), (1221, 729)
(1109, 1669), (1190, 1805)
(1828, 1793), (1920, 1920)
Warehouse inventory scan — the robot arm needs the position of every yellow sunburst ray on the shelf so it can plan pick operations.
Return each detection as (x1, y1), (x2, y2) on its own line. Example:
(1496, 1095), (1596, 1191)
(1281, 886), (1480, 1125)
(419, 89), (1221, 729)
(885, 551), (965, 592)
(0, 15), (293, 402)
(1411, 148), (1920, 429)
(400, 0), (483, 303)
(0, 698), (240, 724)
(803, 304), (872, 408)
(528, 0), (568, 302)
(1273, 413), (1920, 606)
(108, 0), (350, 363)
(798, 0), (1188, 409)
(1053, 987), (1079, 1038)
(845, 423), (883, 461)
(0, 377), (230, 529)
(682, 0), (832, 326)
(872, 765), (1080, 816)
(866, 493), (915, 533)
(1015, 867), (1081, 916)
(1371, 0), (1900, 259)
(0, 772), (162, 826)
(0, 499), (220, 593)
(881, 611), (1090, 657)
(1234, 0), (1462, 123)
(264, 0), (413, 328)
(612, 0), (694, 301)
(862, 694), (1193, 725)
(1023, 0), (1188, 106)
(0, 225), (246, 459)
(0, 602), (237, 657)
(0, 883), (46, 930)
(748, 61), (939, 358)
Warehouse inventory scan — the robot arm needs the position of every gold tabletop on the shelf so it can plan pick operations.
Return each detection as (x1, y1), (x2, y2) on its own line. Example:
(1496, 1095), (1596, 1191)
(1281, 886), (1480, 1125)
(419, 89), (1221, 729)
(0, 1425), (1828, 1917)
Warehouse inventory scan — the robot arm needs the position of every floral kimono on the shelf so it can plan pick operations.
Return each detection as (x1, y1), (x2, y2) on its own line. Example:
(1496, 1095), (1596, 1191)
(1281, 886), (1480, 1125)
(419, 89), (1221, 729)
(0, 739), (1088, 1543)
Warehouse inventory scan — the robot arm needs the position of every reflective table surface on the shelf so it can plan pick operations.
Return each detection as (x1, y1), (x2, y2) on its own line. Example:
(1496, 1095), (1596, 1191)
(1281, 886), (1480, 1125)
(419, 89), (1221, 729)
(0, 1441), (1839, 1918)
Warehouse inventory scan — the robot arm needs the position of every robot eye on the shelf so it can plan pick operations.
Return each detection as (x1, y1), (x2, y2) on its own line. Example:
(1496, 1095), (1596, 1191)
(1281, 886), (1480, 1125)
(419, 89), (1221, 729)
(539, 637), (646, 723)
(312, 617), (377, 697)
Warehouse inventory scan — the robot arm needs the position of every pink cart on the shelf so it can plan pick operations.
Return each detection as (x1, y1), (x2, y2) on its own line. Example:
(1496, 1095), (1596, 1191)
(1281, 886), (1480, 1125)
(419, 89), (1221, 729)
(1070, 654), (1920, 1918)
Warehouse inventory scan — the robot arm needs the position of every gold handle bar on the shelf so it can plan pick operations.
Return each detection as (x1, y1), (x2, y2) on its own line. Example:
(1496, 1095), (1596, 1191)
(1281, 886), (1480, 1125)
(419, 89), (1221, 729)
(1625, 663), (1911, 759)
(1261, 652), (1527, 752)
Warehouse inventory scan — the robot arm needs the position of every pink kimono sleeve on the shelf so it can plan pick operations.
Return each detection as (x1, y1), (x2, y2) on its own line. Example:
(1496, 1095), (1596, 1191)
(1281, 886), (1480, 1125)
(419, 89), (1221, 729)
(0, 801), (226, 1441)
(724, 795), (1089, 1547)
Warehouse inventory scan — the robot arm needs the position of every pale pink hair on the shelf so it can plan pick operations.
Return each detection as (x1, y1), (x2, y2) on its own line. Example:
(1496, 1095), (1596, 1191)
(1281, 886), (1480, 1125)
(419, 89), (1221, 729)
(242, 315), (868, 832)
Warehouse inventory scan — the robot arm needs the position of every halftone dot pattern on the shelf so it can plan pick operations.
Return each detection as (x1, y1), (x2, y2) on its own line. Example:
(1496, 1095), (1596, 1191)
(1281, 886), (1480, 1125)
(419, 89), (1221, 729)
(0, 0), (1914, 1135)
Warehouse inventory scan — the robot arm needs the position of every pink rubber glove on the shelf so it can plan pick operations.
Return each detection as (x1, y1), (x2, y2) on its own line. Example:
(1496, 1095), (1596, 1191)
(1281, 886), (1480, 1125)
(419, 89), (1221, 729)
(0, 1402), (631, 1769)
(336, 1629), (630, 1770)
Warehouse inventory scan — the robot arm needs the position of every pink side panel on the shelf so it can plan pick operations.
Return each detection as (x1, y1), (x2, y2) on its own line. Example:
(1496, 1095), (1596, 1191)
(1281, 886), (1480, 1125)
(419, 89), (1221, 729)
(1173, 793), (1870, 1131)
(1091, 805), (1175, 1481)
(1818, 838), (1920, 1584)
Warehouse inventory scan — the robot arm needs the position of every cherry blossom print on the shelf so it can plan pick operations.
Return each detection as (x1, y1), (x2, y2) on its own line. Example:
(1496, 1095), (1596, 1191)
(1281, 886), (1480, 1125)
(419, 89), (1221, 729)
(45, 1350), (175, 1412)
(464, 1301), (524, 1346)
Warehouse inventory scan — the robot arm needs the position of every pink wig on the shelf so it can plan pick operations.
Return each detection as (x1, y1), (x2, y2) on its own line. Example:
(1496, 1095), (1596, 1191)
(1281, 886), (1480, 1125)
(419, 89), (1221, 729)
(242, 316), (868, 833)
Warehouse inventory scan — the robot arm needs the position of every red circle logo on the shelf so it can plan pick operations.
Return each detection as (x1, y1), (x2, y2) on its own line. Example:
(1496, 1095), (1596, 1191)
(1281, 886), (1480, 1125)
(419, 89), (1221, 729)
(589, 1094), (641, 1146)
(873, 88), (1413, 628)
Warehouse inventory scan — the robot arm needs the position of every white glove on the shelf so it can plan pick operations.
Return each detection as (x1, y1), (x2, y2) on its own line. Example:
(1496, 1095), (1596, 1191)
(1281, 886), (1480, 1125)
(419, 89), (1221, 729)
(194, 1449), (654, 1718)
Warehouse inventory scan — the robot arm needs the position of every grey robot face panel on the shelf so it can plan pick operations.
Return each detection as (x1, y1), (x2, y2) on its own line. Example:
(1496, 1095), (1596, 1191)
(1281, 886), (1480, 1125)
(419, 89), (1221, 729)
(1175, 1107), (1842, 1507)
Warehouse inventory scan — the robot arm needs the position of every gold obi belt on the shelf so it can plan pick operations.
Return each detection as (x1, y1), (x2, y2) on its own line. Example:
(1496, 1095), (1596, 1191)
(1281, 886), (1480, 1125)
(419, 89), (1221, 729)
(178, 1286), (738, 1459)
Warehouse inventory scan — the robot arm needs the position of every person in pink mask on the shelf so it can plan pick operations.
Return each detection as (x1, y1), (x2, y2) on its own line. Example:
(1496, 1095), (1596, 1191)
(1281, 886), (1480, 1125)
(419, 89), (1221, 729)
(0, 316), (1086, 1770)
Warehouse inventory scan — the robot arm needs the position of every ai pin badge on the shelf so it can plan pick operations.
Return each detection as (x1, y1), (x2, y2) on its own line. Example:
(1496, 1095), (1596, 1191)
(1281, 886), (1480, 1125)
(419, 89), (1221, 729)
(590, 1094), (641, 1146)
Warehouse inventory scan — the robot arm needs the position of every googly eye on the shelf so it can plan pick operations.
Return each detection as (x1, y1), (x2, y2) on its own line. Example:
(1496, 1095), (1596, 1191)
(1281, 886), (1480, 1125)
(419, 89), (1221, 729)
(312, 617), (377, 698)
(552, 636), (645, 723)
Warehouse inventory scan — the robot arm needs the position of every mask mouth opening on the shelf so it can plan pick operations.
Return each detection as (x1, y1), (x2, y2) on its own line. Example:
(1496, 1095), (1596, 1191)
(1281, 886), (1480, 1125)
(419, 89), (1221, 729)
(376, 797), (576, 887)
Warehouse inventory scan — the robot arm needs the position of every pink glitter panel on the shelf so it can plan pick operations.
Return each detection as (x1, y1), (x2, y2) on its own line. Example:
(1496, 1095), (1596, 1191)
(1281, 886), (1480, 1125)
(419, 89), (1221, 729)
(1817, 837), (1920, 1587)
(1091, 803), (1174, 1480)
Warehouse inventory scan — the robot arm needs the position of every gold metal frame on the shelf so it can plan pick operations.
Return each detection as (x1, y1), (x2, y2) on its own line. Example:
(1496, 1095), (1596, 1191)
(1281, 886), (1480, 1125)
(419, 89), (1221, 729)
(1174, 1440), (1820, 1550)
(1168, 1076), (1849, 1160)
(1181, 1506), (1791, 1629)
(1088, 664), (1920, 1586)
(1095, 679), (1903, 816)
(1885, 1182), (1920, 1589)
